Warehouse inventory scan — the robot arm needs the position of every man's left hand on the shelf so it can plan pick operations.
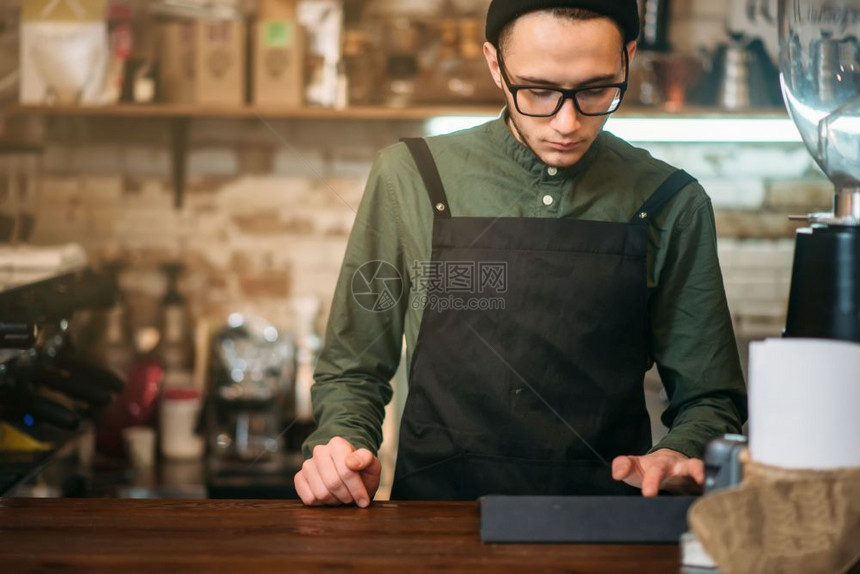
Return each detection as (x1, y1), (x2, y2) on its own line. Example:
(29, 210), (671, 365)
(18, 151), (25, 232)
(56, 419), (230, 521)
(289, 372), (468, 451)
(611, 449), (705, 497)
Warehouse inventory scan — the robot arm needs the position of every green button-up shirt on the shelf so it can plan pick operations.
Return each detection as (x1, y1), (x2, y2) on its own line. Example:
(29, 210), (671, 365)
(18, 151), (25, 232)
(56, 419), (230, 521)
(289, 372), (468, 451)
(304, 112), (748, 460)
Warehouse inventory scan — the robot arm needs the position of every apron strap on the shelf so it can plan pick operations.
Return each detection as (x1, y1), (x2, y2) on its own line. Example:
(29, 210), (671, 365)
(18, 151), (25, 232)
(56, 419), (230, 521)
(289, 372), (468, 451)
(630, 170), (697, 224)
(401, 138), (452, 218)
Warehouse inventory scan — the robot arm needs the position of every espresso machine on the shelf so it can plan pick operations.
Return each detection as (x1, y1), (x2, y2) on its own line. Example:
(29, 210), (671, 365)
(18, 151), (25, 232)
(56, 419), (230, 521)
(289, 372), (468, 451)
(780, 0), (860, 342)
(204, 313), (296, 487)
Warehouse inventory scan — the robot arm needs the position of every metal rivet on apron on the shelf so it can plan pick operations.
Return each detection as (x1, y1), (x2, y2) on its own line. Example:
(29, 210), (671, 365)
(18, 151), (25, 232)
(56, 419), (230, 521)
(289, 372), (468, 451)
(436, 203), (447, 212)
(638, 212), (648, 220)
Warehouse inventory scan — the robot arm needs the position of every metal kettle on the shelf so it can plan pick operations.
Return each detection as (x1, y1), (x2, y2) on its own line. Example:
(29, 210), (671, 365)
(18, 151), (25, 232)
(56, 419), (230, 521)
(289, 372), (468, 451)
(709, 34), (783, 110)
(719, 34), (752, 109)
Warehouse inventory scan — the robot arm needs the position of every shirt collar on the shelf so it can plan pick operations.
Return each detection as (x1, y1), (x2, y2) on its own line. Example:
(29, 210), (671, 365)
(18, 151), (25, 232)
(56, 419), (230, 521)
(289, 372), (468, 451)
(487, 107), (604, 180)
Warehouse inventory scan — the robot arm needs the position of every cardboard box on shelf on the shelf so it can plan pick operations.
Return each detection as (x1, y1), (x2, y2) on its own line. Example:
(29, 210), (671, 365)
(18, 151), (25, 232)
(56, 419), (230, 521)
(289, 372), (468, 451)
(21, 0), (107, 22)
(19, 0), (110, 105)
(196, 20), (246, 106)
(158, 19), (246, 106)
(159, 21), (195, 104)
(253, 4), (304, 107)
(258, 0), (298, 20)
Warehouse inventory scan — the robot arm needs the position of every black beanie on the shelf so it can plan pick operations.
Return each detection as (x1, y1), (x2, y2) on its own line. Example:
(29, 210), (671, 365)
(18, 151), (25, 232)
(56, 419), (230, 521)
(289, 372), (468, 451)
(486, 0), (640, 46)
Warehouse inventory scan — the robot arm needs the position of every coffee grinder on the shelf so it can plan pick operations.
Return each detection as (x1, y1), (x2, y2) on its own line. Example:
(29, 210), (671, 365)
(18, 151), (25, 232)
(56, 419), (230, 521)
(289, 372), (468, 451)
(206, 314), (295, 463)
(779, 0), (860, 342)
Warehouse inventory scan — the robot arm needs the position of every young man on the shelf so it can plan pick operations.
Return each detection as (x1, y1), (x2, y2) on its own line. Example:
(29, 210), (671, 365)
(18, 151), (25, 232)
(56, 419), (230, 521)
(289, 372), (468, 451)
(295, 0), (747, 507)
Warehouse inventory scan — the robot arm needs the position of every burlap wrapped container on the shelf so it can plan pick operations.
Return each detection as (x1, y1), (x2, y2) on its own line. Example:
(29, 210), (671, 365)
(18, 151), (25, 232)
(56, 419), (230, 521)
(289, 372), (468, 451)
(689, 453), (860, 574)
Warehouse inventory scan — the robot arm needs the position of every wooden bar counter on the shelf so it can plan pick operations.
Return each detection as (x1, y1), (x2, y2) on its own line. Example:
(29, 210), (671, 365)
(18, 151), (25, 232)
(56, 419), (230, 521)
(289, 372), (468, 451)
(0, 499), (681, 573)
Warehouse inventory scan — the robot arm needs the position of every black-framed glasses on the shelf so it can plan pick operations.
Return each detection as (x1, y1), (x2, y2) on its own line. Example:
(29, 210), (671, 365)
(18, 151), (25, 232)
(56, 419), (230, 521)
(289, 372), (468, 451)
(497, 49), (629, 117)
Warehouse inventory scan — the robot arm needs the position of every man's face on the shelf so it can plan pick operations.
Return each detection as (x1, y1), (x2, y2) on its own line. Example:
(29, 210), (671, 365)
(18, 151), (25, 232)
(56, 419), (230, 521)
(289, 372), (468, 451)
(484, 13), (636, 168)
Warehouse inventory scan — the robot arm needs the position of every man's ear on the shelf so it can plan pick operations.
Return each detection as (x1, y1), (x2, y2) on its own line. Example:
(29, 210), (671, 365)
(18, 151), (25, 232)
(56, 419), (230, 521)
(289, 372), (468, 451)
(626, 40), (638, 67)
(483, 42), (504, 90)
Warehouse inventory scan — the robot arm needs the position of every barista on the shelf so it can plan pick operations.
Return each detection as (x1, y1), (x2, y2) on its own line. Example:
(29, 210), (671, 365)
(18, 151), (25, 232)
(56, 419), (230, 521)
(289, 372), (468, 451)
(295, 0), (748, 506)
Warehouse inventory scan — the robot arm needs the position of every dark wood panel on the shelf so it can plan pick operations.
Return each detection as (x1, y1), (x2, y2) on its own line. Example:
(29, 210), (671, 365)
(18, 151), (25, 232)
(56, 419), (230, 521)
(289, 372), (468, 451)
(0, 499), (680, 573)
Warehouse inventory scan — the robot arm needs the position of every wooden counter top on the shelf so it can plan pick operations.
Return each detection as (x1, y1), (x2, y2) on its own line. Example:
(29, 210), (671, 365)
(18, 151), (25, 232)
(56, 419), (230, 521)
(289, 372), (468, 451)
(0, 499), (681, 573)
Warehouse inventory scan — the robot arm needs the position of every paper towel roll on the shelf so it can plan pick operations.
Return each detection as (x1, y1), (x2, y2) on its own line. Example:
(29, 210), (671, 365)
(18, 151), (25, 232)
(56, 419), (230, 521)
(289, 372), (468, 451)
(750, 338), (860, 470)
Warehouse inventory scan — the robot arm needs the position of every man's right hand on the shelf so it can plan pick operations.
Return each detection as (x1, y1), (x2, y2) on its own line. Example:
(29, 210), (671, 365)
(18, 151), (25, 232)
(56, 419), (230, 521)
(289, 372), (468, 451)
(294, 437), (381, 508)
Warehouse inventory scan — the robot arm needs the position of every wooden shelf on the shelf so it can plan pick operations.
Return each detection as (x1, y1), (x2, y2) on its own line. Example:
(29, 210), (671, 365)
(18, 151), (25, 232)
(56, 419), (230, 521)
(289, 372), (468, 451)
(2, 102), (790, 209)
(5, 103), (505, 121)
(4, 103), (789, 121)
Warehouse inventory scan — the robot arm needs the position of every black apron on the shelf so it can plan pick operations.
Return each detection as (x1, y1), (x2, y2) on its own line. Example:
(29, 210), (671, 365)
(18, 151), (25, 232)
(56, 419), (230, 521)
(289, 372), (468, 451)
(390, 137), (695, 501)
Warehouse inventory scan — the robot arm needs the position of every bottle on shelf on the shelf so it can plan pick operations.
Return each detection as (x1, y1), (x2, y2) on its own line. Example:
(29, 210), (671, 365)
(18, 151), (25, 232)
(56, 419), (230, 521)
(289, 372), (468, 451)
(383, 18), (420, 108)
(157, 262), (194, 391)
(88, 262), (134, 388)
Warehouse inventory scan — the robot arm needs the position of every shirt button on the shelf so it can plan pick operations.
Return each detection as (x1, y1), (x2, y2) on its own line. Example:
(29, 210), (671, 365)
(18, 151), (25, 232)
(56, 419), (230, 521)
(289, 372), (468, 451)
(542, 195), (554, 206)
(547, 167), (558, 176)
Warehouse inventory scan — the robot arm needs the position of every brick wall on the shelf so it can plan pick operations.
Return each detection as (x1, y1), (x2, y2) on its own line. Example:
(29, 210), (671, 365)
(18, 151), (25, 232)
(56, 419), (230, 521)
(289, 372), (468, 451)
(8, 113), (827, 345)
(19, 116), (425, 334)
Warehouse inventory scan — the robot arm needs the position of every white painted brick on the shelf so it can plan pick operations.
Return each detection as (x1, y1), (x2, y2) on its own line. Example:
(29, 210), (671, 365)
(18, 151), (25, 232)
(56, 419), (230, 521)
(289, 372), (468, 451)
(313, 211), (355, 236)
(326, 156), (374, 179)
(701, 178), (766, 210)
(30, 205), (90, 242)
(117, 234), (183, 254)
(283, 236), (349, 266)
(273, 148), (327, 177)
(643, 144), (817, 180)
(733, 299), (788, 319)
(72, 145), (122, 174)
(117, 210), (182, 238)
(217, 177), (308, 210)
(734, 277), (782, 301)
(122, 146), (171, 175)
(766, 179), (833, 210)
(308, 177), (366, 210)
(735, 322), (785, 340)
(771, 239), (797, 269)
(39, 176), (82, 203)
(289, 269), (339, 302)
(42, 145), (74, 173)
(82, 176), (123, 205)
(86, 207), (119, 237)
(188, 148), (239, 177)
(124, 178), (174, 211)
(187, 238), (232, 269)
(723, 266), (779, 283)
(735, 240), (792, 269)
(733, 147), (817, 179)
(716, 238), (740, 267)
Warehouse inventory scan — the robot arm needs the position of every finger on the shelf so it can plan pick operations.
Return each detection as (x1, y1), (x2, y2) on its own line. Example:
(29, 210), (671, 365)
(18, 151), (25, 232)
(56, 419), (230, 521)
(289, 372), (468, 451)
(294, 471), (319, 506)
(302, 459), (340, 506)
(312, 446), (354, 505)
(687, 459), (705, 485)
(346, 448), (376, 472)
(666, 458), (704, 484)
(661, 473), (703, 496)
(641, 465), (668, 498)
(611, 456), (635, 481)
(346, 449), (381, 506)
(329, 443), (371, 507)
